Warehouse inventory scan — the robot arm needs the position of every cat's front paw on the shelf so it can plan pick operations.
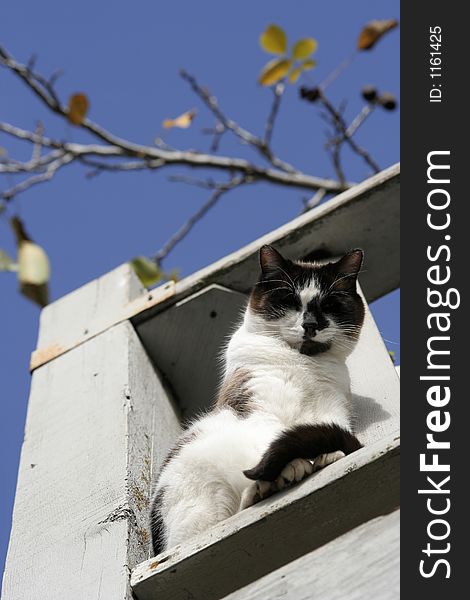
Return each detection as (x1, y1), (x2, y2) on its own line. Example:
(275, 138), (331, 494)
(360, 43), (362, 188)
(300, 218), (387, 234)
(240, 479), (276, 510)
(240, 457), (315, 510)
(312, 450), (345, 471)
(275, 457), (314, 489)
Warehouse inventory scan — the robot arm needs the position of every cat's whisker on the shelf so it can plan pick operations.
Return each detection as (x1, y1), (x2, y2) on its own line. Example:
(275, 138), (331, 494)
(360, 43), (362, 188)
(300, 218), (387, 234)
(275, 265), (296, 291)
(260, 286), (294, 297)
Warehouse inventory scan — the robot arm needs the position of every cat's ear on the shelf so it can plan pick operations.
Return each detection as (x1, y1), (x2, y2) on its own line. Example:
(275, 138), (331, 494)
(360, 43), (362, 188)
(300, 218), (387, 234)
(331, 249), (363, 291)
(259, 245), (288, 276)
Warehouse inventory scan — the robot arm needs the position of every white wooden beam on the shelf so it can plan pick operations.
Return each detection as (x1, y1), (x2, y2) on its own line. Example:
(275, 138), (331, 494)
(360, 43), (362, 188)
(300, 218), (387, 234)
(2, 321), (181, 600)
(131, 434), (400, 600)
(30, 264), (175, 371)
(221, 510), (400, 600)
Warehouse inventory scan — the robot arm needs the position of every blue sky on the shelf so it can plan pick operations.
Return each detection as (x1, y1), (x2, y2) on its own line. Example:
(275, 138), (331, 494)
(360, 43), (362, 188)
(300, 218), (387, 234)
(0, 0), (399, 578)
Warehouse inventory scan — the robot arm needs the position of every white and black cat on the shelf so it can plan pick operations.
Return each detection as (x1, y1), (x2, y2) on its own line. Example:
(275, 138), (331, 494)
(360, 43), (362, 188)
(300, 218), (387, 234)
(150, 245), (365, 554)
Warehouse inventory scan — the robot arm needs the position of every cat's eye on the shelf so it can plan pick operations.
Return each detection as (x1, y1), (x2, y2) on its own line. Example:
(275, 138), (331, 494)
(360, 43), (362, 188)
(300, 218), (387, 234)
(322, 293), (343, 310)
(276, 292), (300, 310)
(284, 295), (301, 310)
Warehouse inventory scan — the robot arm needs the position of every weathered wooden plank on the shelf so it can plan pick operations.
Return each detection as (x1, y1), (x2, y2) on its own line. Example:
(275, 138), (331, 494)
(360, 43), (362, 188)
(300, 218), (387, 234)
(30, 264), (175, 371)
(221, 510), (400, 600)
(35, 263), (144, 352)
(131, 434), (400, 600)
(2, 321), (181, 600)
(137, 284), (400, 439)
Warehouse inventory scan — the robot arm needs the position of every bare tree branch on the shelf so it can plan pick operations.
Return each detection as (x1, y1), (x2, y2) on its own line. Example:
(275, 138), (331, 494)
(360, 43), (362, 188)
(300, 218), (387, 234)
(318, 91), (380, 174)
(32, 121), (45, 162)
(326, 103), (375, 148)
(0, 48), (347, 203)
(301, 187), (327, 213)
(180, 70), (296, 174)
(1, 153), (74, 200)
(152, 176), (248, 263)
(344, 103), (375, 138)
(264, 83), (285, 147)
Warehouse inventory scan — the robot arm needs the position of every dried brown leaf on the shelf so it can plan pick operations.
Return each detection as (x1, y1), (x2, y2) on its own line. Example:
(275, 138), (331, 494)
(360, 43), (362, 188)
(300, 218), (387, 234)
(67, 93), (89, 125)
(358, 19), (398, 51)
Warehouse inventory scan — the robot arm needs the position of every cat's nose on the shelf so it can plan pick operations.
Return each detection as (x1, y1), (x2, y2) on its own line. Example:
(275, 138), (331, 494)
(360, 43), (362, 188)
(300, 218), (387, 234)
(302, 320), (318, 337)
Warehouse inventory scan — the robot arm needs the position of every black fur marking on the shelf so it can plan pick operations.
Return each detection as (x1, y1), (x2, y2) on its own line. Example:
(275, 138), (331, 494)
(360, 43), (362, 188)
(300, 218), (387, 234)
(216, 368), (253, 417)
(243, 423), (362, 482)
(250, 246), (365, 338)
(300, 340), (331, 355)
(160, 430), (197, 471)
(150, 430), (198, 554)
(150, 487), (166, 556)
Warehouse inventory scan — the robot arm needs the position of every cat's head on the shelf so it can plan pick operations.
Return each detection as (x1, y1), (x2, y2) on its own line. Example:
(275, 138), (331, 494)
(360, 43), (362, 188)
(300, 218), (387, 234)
(249, 245), (365, 356)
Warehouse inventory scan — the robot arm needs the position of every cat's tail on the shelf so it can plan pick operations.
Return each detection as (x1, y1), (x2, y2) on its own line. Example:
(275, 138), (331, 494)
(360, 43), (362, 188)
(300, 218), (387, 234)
(243, 423), (362, 482)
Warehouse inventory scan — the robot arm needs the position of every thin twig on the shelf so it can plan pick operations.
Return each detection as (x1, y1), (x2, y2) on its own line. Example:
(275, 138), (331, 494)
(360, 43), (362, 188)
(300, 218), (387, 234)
(318, 91), (380, 174)
(180, 70), (296, 174)
(301, 188), (327, 213)
(345, 103), (375, 138)
(1, 153), (74, 200)
(152, 176), (248, 263)
(32, 121), (45, 162)
(319, 52), (357, 91)
(264, 83), (284, 147)
(168, 175), (224, 189)
(326, 103), (375, 148)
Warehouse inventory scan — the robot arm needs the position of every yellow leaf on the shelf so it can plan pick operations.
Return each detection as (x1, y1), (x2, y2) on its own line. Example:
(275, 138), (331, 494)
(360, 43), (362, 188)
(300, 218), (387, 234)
(358, 19), (398, 50)
(260, 25), (287, 55)
(258, 58), (292, 86)
(10, 216), (50, 306)
(288, 66), (303, 84)
(162, 109), (197, 129)
(18, 241), (50, 286)
(0, 147), (6, 156)
(292, 38), (318, 60)
(302, 59), (317, 71)
(67, 93), (89, 125)
(17, 241), (50, 306)
(130, 256), (162, 288)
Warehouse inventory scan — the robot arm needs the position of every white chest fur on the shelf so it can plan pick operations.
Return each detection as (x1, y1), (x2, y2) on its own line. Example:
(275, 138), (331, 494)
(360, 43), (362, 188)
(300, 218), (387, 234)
(225, 318), (353, 430)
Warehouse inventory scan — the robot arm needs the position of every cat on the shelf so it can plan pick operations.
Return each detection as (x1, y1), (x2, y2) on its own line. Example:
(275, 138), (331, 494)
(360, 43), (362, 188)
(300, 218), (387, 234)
(150, 245), (365, 555)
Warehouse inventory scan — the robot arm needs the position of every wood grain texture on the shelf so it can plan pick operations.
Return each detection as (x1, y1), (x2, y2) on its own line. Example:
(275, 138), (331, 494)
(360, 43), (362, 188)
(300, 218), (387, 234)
(131, 434), (400, 600)
(222, 510), (400, 600)
(2, 322), (181, 600)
